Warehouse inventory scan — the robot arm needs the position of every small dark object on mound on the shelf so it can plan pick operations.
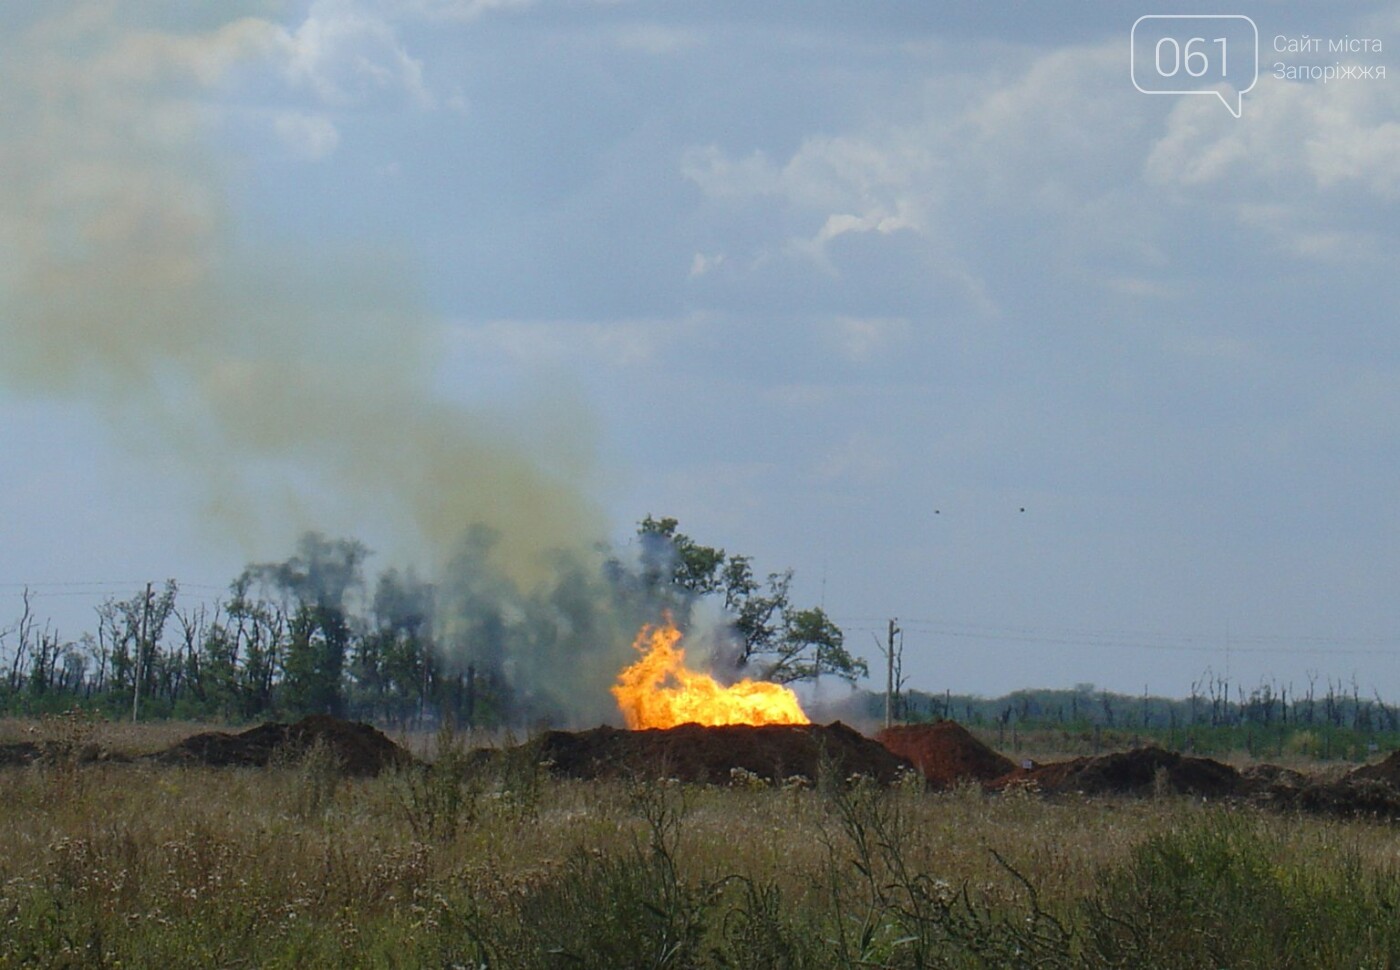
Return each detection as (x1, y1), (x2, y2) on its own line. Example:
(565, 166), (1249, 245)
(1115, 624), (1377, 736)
(877, 721), (1015, 789)
(153, 715), (415, 777)
(528, 721), (913, 785)
(991, 746), (1240, 798)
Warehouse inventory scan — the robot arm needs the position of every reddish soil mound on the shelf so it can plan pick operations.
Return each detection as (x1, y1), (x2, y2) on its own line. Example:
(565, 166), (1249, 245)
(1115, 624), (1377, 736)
(991, 746), (1240, 798)
(152, 715), (415, 777)
(876, 722), (1015, 789)
(528, 721), (913, 785)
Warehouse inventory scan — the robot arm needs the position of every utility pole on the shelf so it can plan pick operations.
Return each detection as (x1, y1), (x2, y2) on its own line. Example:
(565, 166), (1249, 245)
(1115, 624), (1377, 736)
(132, 581), (152, 724)
(885, 617), (900, 729)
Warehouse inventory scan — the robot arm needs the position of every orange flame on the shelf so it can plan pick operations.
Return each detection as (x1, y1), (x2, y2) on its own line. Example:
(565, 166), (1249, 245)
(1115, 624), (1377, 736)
(611, 618), (810, 729)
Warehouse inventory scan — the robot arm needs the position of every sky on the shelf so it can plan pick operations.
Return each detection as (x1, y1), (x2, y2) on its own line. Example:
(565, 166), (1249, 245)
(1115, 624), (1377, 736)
(2, 0), (1400, 703)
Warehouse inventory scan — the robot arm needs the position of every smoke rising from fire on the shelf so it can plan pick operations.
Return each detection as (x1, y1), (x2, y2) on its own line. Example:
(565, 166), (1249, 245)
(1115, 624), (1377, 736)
(0, 4), (649, 721)
(0, 4), (600, 585)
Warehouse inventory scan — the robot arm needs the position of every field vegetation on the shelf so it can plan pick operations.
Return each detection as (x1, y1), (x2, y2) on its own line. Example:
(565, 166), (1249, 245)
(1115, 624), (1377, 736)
(4, 718), (1400, 968)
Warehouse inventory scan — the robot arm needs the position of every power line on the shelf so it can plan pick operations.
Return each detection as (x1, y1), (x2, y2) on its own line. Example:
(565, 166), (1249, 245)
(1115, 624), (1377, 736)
(831, 615), (1400, 658)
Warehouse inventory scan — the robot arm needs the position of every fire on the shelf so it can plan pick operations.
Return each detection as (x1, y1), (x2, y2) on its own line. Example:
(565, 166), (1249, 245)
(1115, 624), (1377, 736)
(611, 618), (810, 729)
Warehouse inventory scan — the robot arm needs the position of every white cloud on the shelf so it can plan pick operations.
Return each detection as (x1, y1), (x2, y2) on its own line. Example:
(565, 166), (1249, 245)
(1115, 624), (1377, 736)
(1145, 74), (1400, 252)
(681, 146), (780, 198)
(815, 211), (917, 244)
(272, 0), (434, 108)
(272, 110), (341, 160)
(680, 40), (1138, 291)
(1148, 76), (1400, 198)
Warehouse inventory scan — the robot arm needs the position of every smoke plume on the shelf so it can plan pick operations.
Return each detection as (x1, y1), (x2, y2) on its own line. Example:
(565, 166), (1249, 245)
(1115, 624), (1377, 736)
(0, 4), (639, 721)
(0, 4), (599, 584)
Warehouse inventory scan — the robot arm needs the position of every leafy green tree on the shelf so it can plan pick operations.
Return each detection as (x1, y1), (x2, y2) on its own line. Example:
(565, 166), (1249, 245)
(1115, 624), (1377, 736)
(631, 516), (867, 685)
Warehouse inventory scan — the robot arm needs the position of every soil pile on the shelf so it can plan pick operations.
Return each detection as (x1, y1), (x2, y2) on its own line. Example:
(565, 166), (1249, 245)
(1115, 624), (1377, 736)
(1262, 750), (1400, 820)
(527, 721), (913, 785)
(1347, 749), (1400, 787)
(151, 715), (415, 777)
(991, 746), (1240, 798)
(1256, 775), (1400, 820)
(877, 722), (1016, 788)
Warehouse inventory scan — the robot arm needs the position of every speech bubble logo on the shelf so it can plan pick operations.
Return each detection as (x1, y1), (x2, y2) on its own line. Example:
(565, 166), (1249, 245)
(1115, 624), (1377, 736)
(1131, 15), (1259, 118)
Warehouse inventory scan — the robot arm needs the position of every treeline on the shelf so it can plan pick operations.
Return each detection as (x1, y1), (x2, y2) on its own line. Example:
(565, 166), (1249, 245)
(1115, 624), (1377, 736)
(0, 519), (861, 727)
(876, 679), (1400, 759)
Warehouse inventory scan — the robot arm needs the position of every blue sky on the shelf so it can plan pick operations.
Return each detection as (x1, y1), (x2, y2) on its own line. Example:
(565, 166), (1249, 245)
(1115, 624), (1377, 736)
(3, 1), (1400, 701)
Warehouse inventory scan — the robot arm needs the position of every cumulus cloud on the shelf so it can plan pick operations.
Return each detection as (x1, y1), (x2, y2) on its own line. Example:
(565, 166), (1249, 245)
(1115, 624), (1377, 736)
(1145, 73), (1400, 255)
(272, 0), (434, 108)
(683, 29), (1400, 311)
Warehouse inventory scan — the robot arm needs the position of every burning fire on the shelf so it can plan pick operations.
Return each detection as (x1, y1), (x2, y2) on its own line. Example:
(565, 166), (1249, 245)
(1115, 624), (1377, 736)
(611, 618), (810, 729)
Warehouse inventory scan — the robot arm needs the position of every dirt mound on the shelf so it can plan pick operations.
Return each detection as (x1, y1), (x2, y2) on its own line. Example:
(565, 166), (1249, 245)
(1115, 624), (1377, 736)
(1259, 776), (1400, 820)
(991, 746), (1240, 798)
(152, 715), (415, 777)
(1251, 750), (1400, 820)
(876, 722), (1016, 788)
(1347, 749), (1400, 786)
(525, 721), (913, 785)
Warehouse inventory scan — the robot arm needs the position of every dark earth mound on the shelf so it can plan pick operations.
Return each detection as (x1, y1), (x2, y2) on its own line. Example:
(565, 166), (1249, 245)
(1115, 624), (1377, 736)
(990, 746), (1240, 798)
(1262, 776), (1400, 820)
(1347, 748), (1400, 787)
(985, 744), (1400, 820)
(877, 721), (1016, 788)
(524, 721), (914, 785)
(150, 714), (415, 777)
(1266, 750), (1400, 820)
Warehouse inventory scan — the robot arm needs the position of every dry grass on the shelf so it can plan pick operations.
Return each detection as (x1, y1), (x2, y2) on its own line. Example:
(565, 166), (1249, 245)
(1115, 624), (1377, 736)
(4, 720), (1400, 967)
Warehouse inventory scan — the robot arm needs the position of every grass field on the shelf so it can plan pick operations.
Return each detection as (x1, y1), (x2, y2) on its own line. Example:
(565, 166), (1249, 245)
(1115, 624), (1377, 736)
(3, 720), (1400, 968)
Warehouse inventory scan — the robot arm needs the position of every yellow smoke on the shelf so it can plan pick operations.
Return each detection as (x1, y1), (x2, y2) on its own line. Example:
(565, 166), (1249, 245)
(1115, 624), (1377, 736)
(0, 4), (600, 587)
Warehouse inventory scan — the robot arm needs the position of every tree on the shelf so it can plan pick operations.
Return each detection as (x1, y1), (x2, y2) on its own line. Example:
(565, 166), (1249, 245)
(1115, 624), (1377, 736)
(353, 567), (435, 725)
(630, 516), (867, 685)
(252, 532), (368, 717)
